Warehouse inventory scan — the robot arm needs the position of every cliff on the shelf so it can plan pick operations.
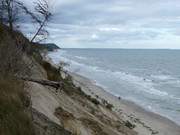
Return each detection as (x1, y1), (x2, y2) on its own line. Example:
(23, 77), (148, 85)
(0, 24), (138, 135)
(32, 43), (60, 52)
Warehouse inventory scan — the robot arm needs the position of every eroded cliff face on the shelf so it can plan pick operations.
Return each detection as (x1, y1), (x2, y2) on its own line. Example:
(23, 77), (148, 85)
(26, 57), (137, 135)
(0, 24), (70, 135)
(0, 24), (137, 135)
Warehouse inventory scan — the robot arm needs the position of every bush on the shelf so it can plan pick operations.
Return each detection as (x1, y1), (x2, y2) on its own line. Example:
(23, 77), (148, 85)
(101, 99), (114, 110)
(90, 98), (100, 105)
(106, 103), (114, 110)
(125, 121), (136, 129)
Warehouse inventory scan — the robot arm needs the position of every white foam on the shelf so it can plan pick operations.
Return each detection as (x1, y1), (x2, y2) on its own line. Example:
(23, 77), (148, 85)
(74, 56), (87, 60)
(48, 50), (180, 126)
(112, 71), (169, 97)
(151, 75), (175, 81)
(48, 50), (169, 97)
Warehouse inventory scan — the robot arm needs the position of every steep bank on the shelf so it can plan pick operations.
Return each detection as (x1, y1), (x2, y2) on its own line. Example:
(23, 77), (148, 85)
(0, 24), (138, 135)
(0, 24), (71, 135)
(27, 56), (138, 135)
(1, 23), (179, 135)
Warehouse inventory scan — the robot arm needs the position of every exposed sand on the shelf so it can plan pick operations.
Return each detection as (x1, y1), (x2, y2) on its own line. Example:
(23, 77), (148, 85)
(44, 54), (180, 135)
(71, 72), (180, 135)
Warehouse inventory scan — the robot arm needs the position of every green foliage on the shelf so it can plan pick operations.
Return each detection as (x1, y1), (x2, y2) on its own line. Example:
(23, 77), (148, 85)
(0, 77), (34, 135)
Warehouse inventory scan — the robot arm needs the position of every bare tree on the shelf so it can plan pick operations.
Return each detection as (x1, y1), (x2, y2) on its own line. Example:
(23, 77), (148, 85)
(0, 0), (4, 23)
(18, 0), (52, 43)
(30, 0), (52, 43)
(0, 0), (20, 31)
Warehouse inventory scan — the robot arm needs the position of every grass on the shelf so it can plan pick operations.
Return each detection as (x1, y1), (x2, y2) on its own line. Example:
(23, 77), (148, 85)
(0, 24), (35, 135)
(0, 76), (34, 135)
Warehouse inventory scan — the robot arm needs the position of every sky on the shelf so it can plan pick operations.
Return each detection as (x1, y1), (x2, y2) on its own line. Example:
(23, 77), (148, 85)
(22, 0), (180, 49)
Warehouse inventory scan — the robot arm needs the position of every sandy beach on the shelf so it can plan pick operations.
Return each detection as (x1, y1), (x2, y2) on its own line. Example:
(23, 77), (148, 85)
(71, 72), (180, 135)
(45, 53), (180, 135)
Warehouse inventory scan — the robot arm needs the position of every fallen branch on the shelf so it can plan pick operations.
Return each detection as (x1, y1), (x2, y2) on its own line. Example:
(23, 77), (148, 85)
(21, 77), (63, 89)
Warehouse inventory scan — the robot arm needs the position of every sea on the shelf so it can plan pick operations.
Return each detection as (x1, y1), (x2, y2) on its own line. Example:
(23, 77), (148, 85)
(48, 49), (180, 125)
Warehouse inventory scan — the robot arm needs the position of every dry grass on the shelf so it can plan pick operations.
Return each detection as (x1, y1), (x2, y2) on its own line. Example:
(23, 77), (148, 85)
(0, 76), (35, 135)
(0, 24), (36, 135)
(0, 24), (31, 77)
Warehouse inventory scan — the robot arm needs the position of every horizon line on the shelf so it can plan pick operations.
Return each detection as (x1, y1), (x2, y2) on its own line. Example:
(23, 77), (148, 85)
(60, 48), (180, 50)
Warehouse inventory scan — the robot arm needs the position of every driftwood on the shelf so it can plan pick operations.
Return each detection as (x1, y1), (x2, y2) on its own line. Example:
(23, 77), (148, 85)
(21, 77), (63, 89)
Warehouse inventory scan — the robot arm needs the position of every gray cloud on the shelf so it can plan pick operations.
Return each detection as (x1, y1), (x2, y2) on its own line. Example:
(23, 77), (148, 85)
(22, 0), (180, 48)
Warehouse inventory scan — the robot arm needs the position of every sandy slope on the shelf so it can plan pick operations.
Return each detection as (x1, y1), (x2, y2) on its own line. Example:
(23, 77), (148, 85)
(28, 80), (138, 134)
(71, 73), (180, 135)
(26, 54), (180, 135)
(27, 77), (137, 134)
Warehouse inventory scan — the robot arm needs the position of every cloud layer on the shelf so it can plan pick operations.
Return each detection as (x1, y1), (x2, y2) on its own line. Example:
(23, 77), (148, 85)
(23, 0), (180, 48)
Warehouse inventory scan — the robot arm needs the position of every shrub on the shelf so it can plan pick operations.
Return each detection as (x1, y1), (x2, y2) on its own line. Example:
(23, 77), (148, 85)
(101, 99), (114, 110)
(106, 103), (114, 110)
(90, 98), (100, 105)
(125, 121), (136, 129)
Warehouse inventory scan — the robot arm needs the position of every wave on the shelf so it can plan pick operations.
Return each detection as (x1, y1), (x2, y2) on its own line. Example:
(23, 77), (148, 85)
(50, 52), (170, 98)
(47, 50), (180, 102)
(111, 71), (169, 97)
(74, 56), (87, 60)
(47, 49), (180, 126)
(151, 75), (176, 81)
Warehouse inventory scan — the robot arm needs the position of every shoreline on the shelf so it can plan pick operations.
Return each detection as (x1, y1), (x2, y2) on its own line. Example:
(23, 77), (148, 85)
(70, 72), (180, 135)
(45, 54), (180, 135)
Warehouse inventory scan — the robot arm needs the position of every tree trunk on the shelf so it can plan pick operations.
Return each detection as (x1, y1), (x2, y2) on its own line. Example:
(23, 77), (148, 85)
(30, 18), (46, 43)
(7, 0), (13, 32)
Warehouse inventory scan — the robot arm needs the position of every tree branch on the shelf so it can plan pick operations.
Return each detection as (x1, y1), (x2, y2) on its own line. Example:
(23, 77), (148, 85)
(21, 77), (64, 90)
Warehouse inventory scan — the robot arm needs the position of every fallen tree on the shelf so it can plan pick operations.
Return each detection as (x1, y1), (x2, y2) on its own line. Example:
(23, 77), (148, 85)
(21, 77), (63, 90)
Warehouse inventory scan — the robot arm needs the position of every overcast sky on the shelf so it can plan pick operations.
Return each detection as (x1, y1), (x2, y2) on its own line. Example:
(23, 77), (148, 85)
(23, 0), (180, 49)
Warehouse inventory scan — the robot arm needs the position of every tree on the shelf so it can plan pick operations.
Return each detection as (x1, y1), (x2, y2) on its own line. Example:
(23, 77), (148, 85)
(0, 0), (4, 23)
(0, 0), (20, 31)
(31, 0), (52, 42)
(19, 0), (52, 43)
(31, 0), (52, 43)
